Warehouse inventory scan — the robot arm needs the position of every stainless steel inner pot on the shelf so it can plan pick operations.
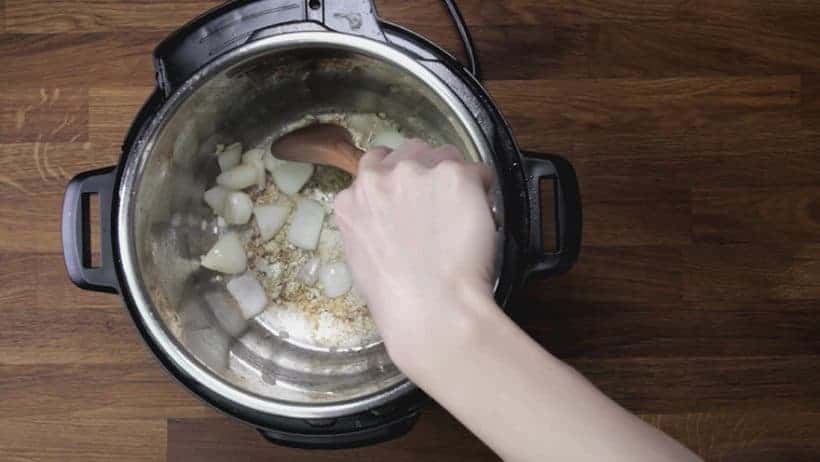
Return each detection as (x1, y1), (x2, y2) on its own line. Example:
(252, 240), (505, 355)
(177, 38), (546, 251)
(117, 32), (497, 419)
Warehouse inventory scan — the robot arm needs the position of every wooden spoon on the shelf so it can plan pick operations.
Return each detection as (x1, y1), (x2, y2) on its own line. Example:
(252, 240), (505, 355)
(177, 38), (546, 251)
(270, 124), (364, 175)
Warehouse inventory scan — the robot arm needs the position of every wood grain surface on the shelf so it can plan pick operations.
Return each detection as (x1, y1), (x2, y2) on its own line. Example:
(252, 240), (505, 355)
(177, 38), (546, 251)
(2, 1), (819, 460)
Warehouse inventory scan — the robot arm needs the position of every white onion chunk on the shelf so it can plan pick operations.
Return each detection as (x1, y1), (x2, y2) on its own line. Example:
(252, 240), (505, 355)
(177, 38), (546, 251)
(297, 257), (321, 286)
(227, 272), (268, 320)
(263, 152), (285, 173)
(254, 202), (291, 241)
(201, 232), (247, 274)
(218, 142), (242, 171)
(223, 191), (253, 225)
(287, 199), (324, 250)
(319, 262), (353, 298)
(243, 148), (267, 189)
(203, 185), (229, 215)
(217, 163), (258, 190)
(272, 161), (314, 195)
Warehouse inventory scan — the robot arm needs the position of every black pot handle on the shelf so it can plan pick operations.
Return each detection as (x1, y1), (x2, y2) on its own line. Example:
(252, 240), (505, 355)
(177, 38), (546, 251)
(154, 0), (387, 96)
(258, 410), (420, 449)
(521, 152), (582, 279)
(61, 167), (119, 293)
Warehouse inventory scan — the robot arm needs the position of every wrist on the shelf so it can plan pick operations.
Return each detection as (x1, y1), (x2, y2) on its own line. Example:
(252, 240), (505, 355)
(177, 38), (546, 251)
(385, 279), (501, 381)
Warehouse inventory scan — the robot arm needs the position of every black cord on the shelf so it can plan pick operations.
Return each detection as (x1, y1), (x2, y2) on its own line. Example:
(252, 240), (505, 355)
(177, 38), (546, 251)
(442, 0), (481, 81)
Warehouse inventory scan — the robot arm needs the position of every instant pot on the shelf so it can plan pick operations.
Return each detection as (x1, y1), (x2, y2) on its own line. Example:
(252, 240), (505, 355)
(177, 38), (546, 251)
(61, 0), (582, 449)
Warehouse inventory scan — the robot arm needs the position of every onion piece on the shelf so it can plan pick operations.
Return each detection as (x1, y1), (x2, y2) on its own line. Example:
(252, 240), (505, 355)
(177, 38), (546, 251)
(272, 161), (314, 195)
(287, 199), (324, 250)
(254, 202), (291, 242)
(253, 160), (266, 189)
(203, 185), (229, 215)
(297, 257), (321, 286)
(263, 152), (285, 173)
(217, 142), (242, 171)
(217, 163), (257, 190)
(201, 232), (246, 274)
(319, 262), (353, 298)
(226, 272), (268, 320)
(223, 191), (253, 225)
(242, 148), (266, 164)
(243, 148), (267, 188)
(371, 129), (406, 150)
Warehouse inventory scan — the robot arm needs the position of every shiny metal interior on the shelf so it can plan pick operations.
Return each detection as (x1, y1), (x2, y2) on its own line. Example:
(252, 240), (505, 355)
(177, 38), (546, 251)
(118, 33), (496, 418)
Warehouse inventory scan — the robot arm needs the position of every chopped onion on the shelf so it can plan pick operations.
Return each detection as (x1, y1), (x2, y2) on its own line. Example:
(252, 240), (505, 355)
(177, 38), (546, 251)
(297, 257), (321, 286)
(254, 202), (291, 241)
(243, 148), (267, 189)
(319, 262), (353, 298)
(218, 142), (242, 171)
(287, 198), (324, 250)
(242, 148), (266, 164)
(253, 160), (266, 189)
(223, 191), (253, 225)
(272, 161), (314, 195)
(203, 185), (229, 215)
(227, 272), (268, 320)
(263, 152), (285, 173)
(371, 129), (406, 150)
(201, 232), (246, 274)
(217, 163), (257, 190)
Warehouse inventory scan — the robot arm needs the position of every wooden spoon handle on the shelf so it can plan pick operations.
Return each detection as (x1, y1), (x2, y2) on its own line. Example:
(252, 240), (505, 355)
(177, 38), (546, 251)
(270, 124), (364, 176)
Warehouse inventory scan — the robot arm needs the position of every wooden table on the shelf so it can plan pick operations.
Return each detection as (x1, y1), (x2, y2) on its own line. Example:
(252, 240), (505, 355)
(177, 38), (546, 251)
(2, 1), (819, 460)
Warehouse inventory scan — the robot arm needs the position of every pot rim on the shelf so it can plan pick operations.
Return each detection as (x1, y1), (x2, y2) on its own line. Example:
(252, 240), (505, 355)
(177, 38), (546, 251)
(116, 31), (495, 419)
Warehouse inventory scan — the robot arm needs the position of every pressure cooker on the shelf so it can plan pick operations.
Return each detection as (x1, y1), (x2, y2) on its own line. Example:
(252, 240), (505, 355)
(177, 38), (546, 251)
(61, 0), (582, 449)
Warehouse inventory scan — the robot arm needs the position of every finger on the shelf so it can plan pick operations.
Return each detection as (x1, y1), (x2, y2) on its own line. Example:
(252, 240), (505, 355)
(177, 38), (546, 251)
(358, 147), (390, 171)
(334, 188), (354, 221)
(382, 139), (431, 167)
(413, 144), (464, 167)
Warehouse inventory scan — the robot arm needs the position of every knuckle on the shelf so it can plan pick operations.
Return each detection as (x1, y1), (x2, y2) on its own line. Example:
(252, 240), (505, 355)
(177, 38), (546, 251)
(393, 159), (424, 176)
(435, 145), (463, 160)
(436, 159), (467, 177)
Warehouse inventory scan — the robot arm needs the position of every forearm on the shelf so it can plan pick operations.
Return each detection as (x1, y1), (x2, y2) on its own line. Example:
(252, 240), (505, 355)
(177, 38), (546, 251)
(391, 288), (701, 462)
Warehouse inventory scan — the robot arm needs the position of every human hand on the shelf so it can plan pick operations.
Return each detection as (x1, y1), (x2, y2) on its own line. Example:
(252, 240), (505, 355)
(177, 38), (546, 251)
(334, 140), (497, 368)
(336, 141), (702, 462)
